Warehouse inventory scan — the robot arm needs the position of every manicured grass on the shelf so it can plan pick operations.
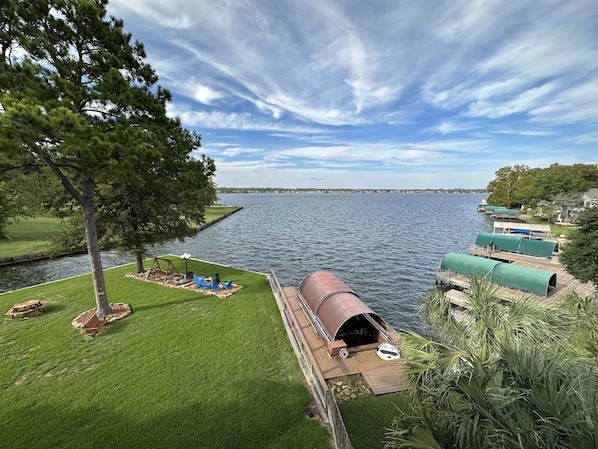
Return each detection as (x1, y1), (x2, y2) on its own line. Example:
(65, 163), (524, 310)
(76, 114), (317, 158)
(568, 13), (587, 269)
(0, 258), (331, 449)
(202, 205), (240, 223)
(0, 216), (63, 257)
(339, 392), (408, 449)
(0, 206), (241, 259)
(519, 214), (575, 238)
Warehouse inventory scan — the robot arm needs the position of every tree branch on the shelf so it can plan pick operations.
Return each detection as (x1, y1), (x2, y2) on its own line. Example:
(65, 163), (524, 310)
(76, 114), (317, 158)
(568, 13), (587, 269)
(40, 154), (84, 205)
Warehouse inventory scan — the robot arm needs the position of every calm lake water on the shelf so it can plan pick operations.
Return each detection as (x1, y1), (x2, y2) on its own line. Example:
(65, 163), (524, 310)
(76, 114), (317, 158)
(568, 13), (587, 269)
(0, 193), (492, 332)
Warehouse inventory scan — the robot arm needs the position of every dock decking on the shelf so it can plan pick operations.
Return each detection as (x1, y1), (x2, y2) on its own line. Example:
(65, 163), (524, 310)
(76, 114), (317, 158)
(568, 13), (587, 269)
(436, 247), (595, 307)
(280, 286), (409, 395)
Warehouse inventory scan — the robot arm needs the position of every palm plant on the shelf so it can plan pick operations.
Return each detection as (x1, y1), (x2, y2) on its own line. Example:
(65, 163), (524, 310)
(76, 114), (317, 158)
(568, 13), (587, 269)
(387, 278), (598, 449)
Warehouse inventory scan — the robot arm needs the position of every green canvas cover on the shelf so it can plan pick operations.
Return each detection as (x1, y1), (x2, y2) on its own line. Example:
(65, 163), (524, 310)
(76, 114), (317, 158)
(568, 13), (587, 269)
(518, 239), (558, 258)
(492, 263), (557, 296)
(440, 252), (500, 278)
(475, 233), (524, 252)
(482, 205), (499, 212)
(492, 207), (519, 215)
(439, 252), (557, 296)
(474, 233), (557, 258)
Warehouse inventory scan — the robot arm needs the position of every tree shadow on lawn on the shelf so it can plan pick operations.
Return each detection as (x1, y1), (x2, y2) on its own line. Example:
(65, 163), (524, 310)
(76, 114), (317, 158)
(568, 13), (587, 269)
(4, 379), (330, 449)
(130, 295), (205, 313)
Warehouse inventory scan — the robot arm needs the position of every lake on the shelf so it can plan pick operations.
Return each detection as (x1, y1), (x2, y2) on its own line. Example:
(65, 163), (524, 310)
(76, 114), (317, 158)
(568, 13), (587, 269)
(0, 193), (492, 332)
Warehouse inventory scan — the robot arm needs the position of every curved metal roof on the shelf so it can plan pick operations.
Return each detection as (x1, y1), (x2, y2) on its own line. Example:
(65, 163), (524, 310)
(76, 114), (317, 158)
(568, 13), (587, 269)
(475, 232), (557, 258)
(299, 271), (381, 342)
(439, 252), (557, 296)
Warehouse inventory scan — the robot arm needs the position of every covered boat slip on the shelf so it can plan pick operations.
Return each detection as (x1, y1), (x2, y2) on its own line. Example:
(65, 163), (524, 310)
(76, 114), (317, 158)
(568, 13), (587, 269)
(493, 221), (553, 240)
(278, 284), (408, 395)
(475, 232), (558, 258)
(479, 205), (520, 215)
(299, 271), (392, 351)
(438, 252), (557, 296)
(438, 252), (595, 306)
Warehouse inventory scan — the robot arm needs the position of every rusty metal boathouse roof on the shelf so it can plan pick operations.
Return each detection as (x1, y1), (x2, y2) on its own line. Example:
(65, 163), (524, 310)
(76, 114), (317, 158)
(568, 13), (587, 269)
(299, 271), (383, 344)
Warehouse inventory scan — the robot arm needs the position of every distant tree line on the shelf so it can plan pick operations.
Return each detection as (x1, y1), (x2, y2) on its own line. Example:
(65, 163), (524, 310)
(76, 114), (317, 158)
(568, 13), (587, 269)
(217, 187), (487, 194)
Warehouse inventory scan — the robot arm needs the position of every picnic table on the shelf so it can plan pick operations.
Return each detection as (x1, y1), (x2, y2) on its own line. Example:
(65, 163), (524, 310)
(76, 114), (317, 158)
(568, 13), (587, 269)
(5, 300), (46, 318)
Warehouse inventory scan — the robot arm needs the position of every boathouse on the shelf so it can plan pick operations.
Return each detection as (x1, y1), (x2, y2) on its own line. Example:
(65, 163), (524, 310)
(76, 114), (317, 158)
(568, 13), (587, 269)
(438, 252), (557, 296)
(299, 271), (387, 349)
(474, 232), (558, 258)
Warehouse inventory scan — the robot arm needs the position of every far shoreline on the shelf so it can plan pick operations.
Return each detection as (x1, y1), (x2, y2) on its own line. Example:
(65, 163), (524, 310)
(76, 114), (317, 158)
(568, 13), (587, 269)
(218, 187), (486, 194)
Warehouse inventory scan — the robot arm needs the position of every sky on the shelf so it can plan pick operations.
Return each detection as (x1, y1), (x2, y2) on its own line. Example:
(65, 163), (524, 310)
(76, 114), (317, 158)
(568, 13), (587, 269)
(108, 0), (598, 189)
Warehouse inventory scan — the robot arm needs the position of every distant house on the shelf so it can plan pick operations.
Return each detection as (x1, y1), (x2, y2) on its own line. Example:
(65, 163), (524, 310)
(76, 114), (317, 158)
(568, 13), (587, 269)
(582, 188), (598, 208)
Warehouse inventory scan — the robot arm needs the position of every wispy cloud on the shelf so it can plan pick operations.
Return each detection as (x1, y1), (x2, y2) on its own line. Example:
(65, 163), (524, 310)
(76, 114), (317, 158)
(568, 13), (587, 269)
(109, 0), (598, 188)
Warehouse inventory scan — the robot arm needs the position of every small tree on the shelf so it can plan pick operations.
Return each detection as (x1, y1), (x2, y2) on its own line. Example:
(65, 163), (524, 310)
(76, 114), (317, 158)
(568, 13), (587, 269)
(560, 206), (598, 286)
(97, 147), (216, 273)
(0, 0), (215, 314)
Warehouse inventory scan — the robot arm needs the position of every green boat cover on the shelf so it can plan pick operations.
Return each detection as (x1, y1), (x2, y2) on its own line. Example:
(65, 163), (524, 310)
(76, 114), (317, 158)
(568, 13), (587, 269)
(475, 232), (524, 252)
(492, 207), (519, 215)
(474, 233), (557, 258)
(440, 252), (500, 277)
(439, 252), (557, 296)
(518, 238), (558, 258)
(481, 205), (500, 211)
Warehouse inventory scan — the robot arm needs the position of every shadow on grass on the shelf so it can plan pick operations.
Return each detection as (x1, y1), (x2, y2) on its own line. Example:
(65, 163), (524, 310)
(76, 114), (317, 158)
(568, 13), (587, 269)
(42, 303), (68, 314)
(3, 379), (328, 449)
(131, 294), (208, 312)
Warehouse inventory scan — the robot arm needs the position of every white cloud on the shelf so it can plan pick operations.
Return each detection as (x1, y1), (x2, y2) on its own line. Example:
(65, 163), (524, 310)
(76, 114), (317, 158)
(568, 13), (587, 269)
(191, 85), (223, 105)
(108, 0), (598, 188)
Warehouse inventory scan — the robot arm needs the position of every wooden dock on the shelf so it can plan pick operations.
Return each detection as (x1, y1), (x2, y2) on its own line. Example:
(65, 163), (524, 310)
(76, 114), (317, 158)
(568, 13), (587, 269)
(436, 247), (595, 307)
(280, 286), (409, 395)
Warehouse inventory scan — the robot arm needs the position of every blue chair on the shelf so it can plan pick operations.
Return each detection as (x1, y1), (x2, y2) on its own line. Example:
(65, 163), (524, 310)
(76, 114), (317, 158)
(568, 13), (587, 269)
(211, 282), (221, 291)
(193, 275), (206, 289)
(223, 280), (233, 289)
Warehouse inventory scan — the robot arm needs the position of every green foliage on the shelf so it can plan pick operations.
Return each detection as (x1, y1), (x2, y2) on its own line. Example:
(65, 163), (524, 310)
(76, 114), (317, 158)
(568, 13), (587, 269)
(486, 165), (531, 207)
(486, 163), (598, 208)
(520, 164), (591, 206)
(559, 293), (598, 355)
(1, 1), (216, 310)
(0, 260), (331, 449)
(560, 206), (598, 285)
(387, 279), (598, 449)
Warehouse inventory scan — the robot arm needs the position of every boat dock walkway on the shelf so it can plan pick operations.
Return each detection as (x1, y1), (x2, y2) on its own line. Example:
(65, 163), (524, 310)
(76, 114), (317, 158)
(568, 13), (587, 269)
(436, 247), (595, 307)
(278, 284), (409, 395)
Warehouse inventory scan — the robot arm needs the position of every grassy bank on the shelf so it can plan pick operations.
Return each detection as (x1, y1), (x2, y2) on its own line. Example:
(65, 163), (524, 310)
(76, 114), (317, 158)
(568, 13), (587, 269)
(0, 205), (240, 259)
(339, 393), (408, 449)
(0, 257), (331, 449)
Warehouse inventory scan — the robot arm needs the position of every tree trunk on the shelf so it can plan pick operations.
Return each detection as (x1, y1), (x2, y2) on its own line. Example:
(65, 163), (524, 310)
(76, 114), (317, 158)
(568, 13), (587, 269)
(136, 252), (145, 274)
(82, 178), (113, 316)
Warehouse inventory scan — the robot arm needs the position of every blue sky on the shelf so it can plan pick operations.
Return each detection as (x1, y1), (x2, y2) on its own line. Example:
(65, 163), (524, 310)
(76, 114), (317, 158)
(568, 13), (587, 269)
(108, 0), (598, 189)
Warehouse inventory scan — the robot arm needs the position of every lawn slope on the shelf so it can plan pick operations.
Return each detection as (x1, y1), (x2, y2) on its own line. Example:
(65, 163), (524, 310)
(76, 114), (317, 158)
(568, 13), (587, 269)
(0, 258), (331, 449)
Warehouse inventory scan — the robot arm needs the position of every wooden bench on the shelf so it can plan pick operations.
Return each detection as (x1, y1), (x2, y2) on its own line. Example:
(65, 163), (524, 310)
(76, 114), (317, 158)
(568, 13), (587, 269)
(83, 314), (107, 336)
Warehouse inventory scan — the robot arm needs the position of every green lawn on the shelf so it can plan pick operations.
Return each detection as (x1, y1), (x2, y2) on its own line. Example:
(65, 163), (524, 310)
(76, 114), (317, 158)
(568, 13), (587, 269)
(0, 216), (64, 258)
(0, 206), (241, 259)
(339, 392), (408, 449)
(202, 205), (240, 223)
(0, 258), (331, 449)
